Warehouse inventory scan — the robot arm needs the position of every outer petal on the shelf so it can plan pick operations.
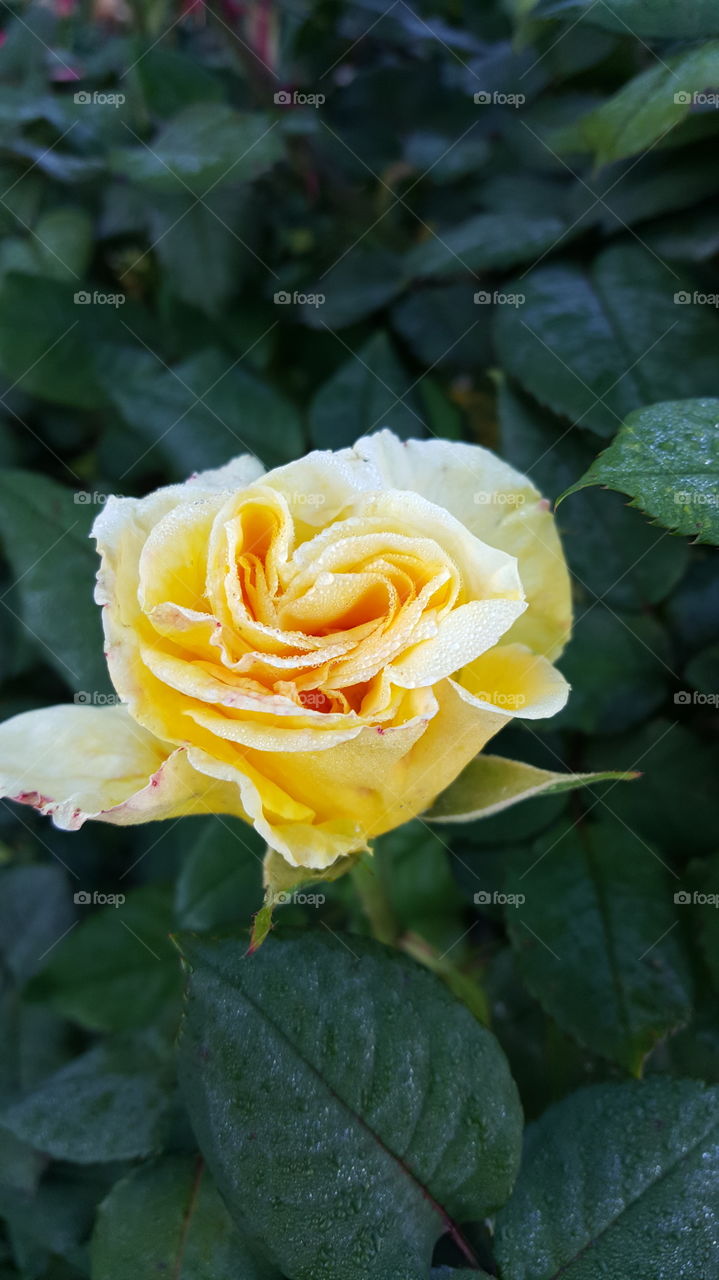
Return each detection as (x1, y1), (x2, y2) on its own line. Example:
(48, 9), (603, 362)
(185, 677), (513, 869)
(0, 705), (247, 830)
(261, 432), (571, 660)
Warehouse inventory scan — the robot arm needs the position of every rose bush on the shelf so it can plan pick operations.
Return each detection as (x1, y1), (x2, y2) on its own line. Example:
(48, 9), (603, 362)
(0, 431), (571, 873)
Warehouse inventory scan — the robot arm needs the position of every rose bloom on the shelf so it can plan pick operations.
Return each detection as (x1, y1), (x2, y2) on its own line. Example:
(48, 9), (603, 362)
(0, 433), (571, 874)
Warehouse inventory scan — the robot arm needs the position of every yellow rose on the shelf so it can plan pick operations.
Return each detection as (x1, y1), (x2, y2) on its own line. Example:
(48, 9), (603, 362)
(0, 432), (571, 874)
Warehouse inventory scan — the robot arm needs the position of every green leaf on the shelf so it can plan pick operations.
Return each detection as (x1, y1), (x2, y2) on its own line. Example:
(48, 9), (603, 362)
(147, 190), (253, 316)
(103, 347), (302, 474)
(427, 755), (637, 822)
(557, 606), (671, 735)
(371, 821), (465, 953)
(498, 380), (690, 608)
(0, 865), (73, 984)
(534, 0), (719, 37)
(495, 1079), (719, 1279)
(559, 398), (719, 545)
(494, 247), (719, 437)
(506, 819), (693, 1072)
(309, 331), (423, 448)
(404, 212), (569, 279)
(27, 886), (181, 1034)
(585, 719), (719, 857)
(391, 284), (491, 372)
(90, 1156), (279, 1279)
(300, 248), (407, 329)
(0, 470), (110, 693)
(110, 106), (281, 194)
(177, 932), (523, 1279)
(552, 41), (719, 165)
(1, 1034), (171, 1164)
(0, 274), (127, 410)
(175, 817), (264, 932)
(686, 642), (719, 692)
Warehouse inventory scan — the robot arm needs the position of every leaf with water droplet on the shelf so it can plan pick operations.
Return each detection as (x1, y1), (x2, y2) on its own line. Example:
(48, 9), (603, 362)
(177, 931), (523, 1279)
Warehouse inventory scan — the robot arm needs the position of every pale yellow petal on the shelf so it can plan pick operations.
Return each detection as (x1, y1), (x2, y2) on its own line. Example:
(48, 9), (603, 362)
(0, 705), (246, 830)
(456, 642), (570, 719)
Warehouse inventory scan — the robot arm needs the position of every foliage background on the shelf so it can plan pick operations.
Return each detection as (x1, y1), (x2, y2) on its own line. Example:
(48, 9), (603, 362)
(0, 0), (719, 1276)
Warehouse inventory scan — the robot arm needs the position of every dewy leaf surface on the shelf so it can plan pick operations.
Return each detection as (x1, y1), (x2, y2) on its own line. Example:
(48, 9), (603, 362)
(559, 398), (719, 545)
(177, 931), (523, 1280)
(495, 1080), (719, 1279)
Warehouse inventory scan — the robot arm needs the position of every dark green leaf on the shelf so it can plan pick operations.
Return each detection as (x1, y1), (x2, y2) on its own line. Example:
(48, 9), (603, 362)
(177, 932), (522, 1280)
(494, 247), (719, 437)
(103, 348), (302, 475)
(1, 1035), (171, 1163)
(175, 817), (264, 932)
(27, 886), (181, 1033)
(585, 719), (719, 857)
(506, 818), (693, 1071)
(560, 398), (719, 545)
(498, 380), (690, 608)
(110, 106), (281, 194)
(495, 1079), (719, 1279)
(300, 248), (407, 329)
(309, 331), (423, 447)
(404, 213), (569, 279)
(556, 606), (672, 735)
(0, 865), (73, 984)
(0, 470), (109, 693)
(91, 1155), (279, 1279)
